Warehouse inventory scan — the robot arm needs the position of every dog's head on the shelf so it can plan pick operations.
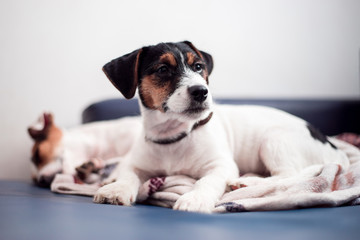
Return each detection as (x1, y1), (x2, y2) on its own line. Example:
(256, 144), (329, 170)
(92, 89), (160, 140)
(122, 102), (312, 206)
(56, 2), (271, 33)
(102, 41), (214, 121)
(28, 113), (63, 187)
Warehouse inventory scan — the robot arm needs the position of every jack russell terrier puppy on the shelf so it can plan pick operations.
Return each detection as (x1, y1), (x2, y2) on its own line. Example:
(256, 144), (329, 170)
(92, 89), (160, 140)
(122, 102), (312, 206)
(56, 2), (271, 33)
(28, 113), (141, 187)
(93, 41), (349, 213)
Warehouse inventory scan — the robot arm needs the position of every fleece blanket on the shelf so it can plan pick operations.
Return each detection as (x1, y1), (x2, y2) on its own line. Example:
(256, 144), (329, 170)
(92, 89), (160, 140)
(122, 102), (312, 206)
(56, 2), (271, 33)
(51, 134), (360, 213)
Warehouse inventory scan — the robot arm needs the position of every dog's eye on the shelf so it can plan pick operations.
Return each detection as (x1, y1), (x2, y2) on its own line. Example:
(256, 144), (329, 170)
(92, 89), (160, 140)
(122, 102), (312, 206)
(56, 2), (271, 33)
(194, 63), (203, 73)
(157, 66), (168, 74)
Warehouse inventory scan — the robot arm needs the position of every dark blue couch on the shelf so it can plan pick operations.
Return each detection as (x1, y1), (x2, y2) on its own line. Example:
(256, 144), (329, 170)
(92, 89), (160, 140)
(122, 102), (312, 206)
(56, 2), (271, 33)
(1, 98), (360, 240)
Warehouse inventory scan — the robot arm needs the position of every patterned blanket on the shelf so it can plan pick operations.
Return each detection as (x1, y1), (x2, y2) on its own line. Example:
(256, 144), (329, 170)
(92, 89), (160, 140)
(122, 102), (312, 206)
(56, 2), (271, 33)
(51, 134), (360, 213)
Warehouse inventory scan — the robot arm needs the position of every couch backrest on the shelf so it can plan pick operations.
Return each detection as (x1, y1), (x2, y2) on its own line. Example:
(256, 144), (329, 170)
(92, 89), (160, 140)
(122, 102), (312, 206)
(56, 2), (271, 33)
(82, 98), (360, 135)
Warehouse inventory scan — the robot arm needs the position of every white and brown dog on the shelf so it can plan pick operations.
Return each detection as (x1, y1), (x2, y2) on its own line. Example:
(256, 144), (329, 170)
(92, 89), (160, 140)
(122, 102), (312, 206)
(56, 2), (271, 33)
(28, 113), (141, 187)
(93, 41), (349, 213)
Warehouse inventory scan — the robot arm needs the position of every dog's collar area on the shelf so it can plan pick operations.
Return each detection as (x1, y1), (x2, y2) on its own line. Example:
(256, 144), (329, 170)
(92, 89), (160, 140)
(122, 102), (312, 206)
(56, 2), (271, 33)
(146, 112), (213, 145)
(192, 112), (213, 131)
(149, 132), (188, 145)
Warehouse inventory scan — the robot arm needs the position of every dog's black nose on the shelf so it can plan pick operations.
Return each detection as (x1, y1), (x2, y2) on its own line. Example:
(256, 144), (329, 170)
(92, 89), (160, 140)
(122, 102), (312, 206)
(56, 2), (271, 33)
(36, 175), (56, 188)
(188, 85), (208, 103)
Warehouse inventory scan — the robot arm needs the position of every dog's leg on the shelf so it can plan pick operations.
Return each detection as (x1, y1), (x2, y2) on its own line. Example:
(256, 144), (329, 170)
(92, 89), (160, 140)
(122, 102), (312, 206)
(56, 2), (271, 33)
(173, 174), (226, 213)
(173, 164), (236, 213)
(226, 164), (325, 200)
(259, 129), (348, 176)
(231, 128), (348, 189)
(93, 164), (141, 206)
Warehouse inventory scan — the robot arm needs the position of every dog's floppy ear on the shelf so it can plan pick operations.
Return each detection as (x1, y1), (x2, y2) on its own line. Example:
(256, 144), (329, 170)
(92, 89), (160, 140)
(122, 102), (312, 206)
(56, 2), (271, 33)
(183, 41), (214, 75)
(102, 49), (143, 99)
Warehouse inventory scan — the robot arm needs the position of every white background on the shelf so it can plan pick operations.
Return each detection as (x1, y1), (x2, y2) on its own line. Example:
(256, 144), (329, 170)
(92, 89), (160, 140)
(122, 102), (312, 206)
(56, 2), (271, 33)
(0, 0), (359, 180)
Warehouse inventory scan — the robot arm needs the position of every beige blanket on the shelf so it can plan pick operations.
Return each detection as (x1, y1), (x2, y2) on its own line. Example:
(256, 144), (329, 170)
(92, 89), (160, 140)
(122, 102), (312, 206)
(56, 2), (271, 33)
(51, 136), (360, 213)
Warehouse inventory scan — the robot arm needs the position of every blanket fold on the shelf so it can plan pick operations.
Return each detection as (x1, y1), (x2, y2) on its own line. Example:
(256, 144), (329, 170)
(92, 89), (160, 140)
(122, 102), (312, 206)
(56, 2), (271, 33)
(51, 136), (360, 213)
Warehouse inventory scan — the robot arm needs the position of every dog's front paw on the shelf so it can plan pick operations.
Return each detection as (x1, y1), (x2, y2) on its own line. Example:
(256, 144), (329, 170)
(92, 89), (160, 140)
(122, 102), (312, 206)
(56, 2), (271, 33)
(173, 191), (214, 213)
(93, 182), (137, 206)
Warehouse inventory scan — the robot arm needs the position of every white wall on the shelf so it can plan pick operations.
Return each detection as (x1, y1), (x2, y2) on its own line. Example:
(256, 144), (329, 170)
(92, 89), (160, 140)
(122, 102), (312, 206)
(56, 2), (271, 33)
(0, 0), (359, 180)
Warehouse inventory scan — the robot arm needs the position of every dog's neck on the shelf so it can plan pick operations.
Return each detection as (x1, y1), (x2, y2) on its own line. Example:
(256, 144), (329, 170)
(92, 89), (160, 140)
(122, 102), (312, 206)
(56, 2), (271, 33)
(140, 105), (213, 145)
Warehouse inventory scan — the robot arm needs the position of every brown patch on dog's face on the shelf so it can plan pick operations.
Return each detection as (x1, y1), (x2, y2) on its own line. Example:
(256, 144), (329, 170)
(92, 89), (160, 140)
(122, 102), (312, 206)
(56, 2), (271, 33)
(138, 51), (181, 111)
(186, 52), (196, 66)
(140, 75), (173, 112)
(160, 53), (177, 67)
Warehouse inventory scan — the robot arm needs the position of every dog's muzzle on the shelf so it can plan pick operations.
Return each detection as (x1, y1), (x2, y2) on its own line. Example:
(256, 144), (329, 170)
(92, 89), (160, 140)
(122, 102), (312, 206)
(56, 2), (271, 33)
(183, 85), (210, 116)
(34, 174), (58, 188)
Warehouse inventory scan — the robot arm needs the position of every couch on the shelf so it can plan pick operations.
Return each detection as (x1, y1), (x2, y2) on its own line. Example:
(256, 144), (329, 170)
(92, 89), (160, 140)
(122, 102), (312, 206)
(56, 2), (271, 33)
(1, 98), (360, 240)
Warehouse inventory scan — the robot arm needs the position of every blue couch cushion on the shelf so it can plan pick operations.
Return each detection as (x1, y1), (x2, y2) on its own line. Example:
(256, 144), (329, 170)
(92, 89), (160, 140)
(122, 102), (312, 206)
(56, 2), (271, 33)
(82, 98), (360, 136)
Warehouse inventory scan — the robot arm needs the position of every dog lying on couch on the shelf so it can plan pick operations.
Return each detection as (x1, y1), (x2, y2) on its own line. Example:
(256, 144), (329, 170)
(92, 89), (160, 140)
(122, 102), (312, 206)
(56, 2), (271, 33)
(92, 41), (356, 213)
(28, 112), (140, 187)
